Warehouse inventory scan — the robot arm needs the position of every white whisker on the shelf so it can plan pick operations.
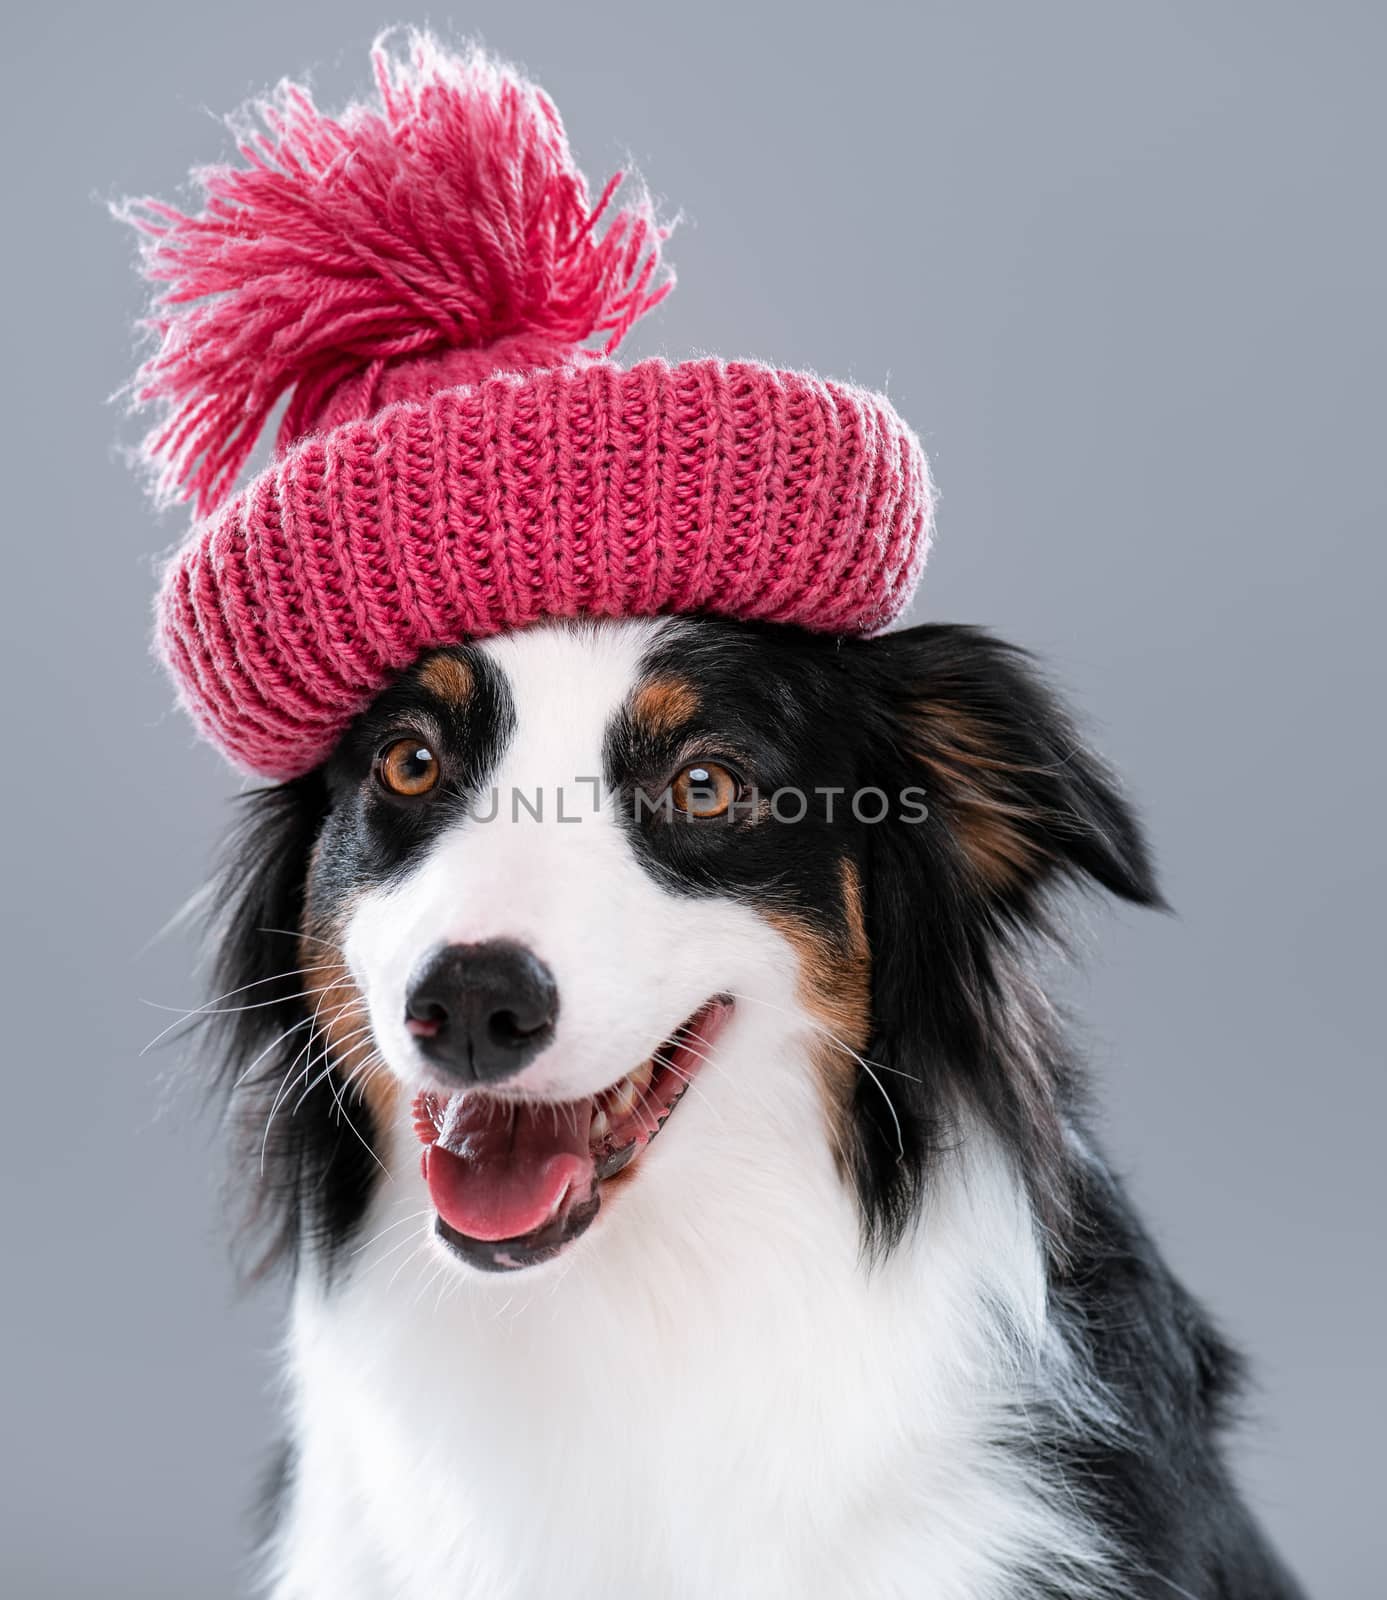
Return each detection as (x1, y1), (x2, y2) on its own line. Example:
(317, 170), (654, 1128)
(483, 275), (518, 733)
(139, 964), (338, 1054)
(351, 1208), (435, 1258)
(725, 989), (907, 1158)
(260, 925), (346, 956)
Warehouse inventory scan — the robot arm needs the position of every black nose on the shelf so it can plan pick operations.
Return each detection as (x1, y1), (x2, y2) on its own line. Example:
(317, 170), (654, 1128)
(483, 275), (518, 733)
(404, 941), (559, 1085)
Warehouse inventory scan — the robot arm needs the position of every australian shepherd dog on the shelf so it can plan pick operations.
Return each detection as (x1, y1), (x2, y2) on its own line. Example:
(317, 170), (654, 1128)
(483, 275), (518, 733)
(197, 614), (1303, 1598)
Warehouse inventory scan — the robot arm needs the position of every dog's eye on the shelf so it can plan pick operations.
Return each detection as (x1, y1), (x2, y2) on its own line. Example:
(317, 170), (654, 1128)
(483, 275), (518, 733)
(670, 761), (739, 819)
(376, 736), (441, 798)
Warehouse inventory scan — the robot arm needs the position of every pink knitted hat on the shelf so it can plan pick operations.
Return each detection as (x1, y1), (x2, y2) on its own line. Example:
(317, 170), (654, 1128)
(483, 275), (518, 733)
(124, 34), (933, 779)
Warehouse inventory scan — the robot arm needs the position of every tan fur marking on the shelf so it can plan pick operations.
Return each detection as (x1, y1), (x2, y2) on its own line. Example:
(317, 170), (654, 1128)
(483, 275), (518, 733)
(419, 653), (475, 707)
(763, 860), (872, 1176)
(911, 701), (1047, 889)
(630, 676), (700, 738)
(299, 901), (398, 1151)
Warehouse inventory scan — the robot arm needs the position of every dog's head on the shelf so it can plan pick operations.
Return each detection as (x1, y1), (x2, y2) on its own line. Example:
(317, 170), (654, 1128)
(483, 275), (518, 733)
(208, 616), (1158, 1279)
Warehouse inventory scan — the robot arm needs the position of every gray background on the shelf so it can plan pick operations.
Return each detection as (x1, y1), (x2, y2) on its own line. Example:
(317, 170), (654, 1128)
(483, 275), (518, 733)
(2, 2), (1381, 1594)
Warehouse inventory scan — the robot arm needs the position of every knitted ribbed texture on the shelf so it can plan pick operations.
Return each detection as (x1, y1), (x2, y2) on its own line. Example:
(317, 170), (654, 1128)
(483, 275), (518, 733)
(124, 35), (934, 778)
(159, 357), (928, 776)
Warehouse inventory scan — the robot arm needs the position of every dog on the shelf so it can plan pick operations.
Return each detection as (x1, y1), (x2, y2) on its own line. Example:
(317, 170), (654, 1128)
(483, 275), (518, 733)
(197, 613), (1304, 1598)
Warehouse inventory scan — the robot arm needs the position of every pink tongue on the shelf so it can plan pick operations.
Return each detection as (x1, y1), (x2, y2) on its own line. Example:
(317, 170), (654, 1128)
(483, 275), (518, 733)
(423, 1093), (595, 1243)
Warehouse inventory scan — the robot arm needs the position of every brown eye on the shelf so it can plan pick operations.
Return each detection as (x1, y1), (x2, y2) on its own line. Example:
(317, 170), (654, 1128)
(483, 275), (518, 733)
(376, 736), (440, 798)
(670, 760), (739, 819)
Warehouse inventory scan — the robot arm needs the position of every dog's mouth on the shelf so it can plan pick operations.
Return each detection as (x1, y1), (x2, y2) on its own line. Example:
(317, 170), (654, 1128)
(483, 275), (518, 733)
(411, 998), (731, 1272)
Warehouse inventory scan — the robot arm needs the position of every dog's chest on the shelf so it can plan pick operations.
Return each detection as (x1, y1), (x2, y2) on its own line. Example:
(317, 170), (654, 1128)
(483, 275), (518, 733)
(282, 1268), (919, 1596)
(269, 1153), (1109, 1600)
(285, 1341), (926, 1599)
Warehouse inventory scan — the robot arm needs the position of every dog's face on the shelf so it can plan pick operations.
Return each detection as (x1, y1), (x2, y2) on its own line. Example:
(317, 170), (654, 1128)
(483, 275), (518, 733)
(312, 619), (871, 1269)
(213, 616), (1158, 1279)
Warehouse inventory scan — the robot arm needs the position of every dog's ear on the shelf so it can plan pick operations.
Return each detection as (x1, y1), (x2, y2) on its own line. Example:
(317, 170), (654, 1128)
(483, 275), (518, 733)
(835, 625), (1161, 1252)
(848, 623), (1161, 914)
(200, 772), (377, 1280)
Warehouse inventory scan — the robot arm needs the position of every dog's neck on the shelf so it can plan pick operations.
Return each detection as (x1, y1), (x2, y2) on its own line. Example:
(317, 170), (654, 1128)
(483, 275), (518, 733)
(268, 1032), (1115, 1600)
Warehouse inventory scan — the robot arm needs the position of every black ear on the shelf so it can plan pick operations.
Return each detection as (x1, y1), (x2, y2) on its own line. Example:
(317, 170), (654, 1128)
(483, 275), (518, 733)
(850, 623), (1161, 915)
(835, 625), (1162, 1253)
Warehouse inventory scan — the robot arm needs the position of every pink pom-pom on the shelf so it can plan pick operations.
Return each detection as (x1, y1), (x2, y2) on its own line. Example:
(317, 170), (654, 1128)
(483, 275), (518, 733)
(119, 33), (673, 517)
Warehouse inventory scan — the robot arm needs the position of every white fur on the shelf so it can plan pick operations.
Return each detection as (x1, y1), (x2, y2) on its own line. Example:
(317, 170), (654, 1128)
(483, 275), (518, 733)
(265, 621), (1116, 1600)
(346, 620), (764, 1111)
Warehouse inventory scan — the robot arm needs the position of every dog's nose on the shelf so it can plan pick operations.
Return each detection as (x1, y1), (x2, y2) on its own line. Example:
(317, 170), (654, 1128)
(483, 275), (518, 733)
(404, 941), (559, 1085)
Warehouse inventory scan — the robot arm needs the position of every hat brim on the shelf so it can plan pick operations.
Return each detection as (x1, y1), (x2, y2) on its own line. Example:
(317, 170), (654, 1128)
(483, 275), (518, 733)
(158, 357), (932, 778)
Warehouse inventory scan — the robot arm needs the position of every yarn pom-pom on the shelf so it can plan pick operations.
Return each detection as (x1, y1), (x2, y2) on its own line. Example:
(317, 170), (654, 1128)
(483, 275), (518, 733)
(119, 33), (673, 516)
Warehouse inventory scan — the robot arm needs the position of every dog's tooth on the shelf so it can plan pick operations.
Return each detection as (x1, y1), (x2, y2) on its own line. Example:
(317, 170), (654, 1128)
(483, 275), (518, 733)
(590, 1105), (611, 1143)
(607, 1075), (641, 1116)
(628, 1057), (654, 1092)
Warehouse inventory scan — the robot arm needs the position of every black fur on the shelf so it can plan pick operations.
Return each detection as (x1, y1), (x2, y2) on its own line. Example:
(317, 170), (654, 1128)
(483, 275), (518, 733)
(195, 616), (1304, 1596)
